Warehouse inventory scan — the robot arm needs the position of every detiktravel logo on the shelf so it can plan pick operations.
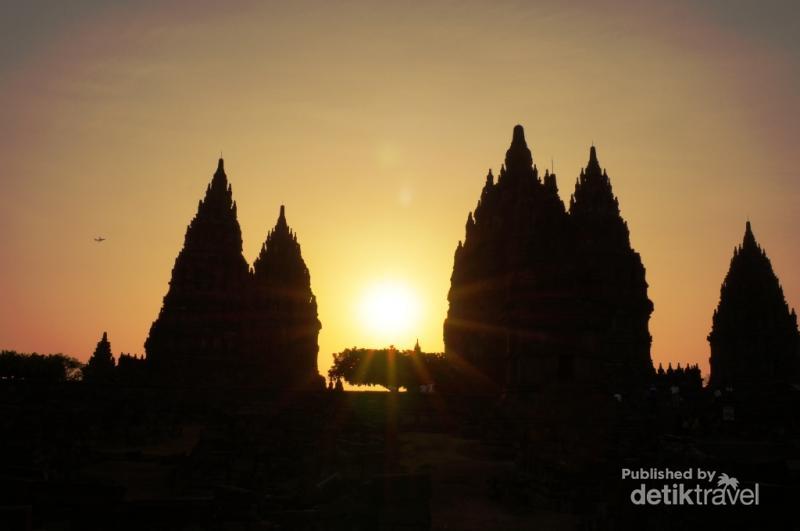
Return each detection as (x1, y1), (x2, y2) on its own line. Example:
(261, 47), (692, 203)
(622, 468), (760, 506)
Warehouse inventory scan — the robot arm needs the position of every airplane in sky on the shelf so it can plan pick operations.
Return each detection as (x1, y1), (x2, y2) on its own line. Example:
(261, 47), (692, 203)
(94, 237), (106, 243)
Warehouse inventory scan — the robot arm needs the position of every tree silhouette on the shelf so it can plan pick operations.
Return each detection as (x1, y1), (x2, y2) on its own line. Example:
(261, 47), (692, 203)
(0, 350), (82, 382)
(329, 346), (453, 391)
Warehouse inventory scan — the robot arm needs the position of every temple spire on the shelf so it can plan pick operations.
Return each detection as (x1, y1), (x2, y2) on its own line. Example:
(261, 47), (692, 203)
(742, 220), (757, 250)
(504, 124), (533, 171)
(276, 204), (288, 231)
(83, 331), (115, 382)
(210, 157), (229, 191)
(512, 124), (525, 144)
(570, 144), (623, 227)
(586, 145), (601, 174)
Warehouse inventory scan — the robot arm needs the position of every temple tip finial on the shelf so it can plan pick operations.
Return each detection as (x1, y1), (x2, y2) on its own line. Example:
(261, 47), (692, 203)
(276, 204), (287, 227)
(742, 219), (757, 248)
(585, 144), (601, 172)
(504, 124), (533, 169)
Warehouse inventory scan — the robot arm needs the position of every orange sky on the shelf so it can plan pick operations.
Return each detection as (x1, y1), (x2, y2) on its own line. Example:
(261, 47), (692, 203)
(1, 1), (798, 378)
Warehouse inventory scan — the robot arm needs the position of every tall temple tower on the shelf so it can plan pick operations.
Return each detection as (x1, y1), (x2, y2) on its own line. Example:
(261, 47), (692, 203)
(250, 206), (323, 390)
(569, 146), (654, 389)
(444, 126), (653, 392)
(145, 159), (251, 385)
(708, 221), (799, 390)
(444, 125), (574, 390)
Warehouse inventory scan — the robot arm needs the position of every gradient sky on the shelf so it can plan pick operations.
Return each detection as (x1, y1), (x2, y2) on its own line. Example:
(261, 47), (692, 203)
(1, 0), (798, 379)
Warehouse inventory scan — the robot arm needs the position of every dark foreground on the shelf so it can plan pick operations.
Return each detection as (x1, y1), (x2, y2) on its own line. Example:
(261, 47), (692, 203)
(0, 382), (798, 530)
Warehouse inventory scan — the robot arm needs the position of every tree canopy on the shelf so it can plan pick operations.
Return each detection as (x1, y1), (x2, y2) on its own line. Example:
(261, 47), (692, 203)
(328, 346), (454, 391)
(0, 350), (83, 382)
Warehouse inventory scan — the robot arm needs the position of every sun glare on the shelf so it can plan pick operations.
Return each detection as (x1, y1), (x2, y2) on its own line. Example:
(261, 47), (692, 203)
(358, 281), (420, 342)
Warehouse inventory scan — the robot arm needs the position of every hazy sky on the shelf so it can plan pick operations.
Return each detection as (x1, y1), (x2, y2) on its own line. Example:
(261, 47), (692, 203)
(1, 0), (798, 378)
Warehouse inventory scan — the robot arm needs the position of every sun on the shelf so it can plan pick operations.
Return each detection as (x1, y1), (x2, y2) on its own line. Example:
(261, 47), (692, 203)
(358, 280), (421, 343)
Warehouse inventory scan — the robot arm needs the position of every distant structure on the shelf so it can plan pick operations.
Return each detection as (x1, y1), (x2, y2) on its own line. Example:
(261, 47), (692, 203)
(117, 353), (146, 384)
(83, 331), (115, 382)
(444, 125), (653, 392)
(708, 221), (799, 391)
(654, 363), (703, 394)
(145, 159), (322, 389)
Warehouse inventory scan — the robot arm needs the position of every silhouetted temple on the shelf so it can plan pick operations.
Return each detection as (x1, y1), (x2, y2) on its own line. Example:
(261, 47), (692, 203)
(444, 125), (653, 392)
(82, 331), (115, 383)
(708, 221), (800, 391)
(145, 159), (250, 385)
(570, 145), (654, 389)
(654, 362), (703, 394)
(251, 206), (322, 389)
(145, 159), (322, 389)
